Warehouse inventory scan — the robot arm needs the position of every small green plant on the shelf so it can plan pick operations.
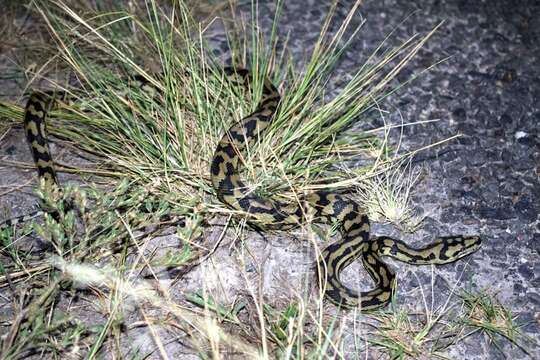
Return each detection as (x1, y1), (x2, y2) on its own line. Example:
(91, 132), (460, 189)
(458, 289), (535, 356)
(264, 302), (300, 345)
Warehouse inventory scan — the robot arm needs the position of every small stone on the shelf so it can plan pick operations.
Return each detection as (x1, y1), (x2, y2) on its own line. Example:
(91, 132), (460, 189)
(515, 130), (528, 140)
(516, 134), (537, 146)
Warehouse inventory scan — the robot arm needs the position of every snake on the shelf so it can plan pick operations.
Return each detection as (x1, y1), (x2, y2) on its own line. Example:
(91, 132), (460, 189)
(0, 91), (61, 228)
(2, 67), (482, 310)
(210, 67), (482, 309)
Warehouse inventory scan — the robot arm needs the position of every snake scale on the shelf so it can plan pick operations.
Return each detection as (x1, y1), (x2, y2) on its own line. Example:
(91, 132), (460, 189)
(2, 67), (482, 310)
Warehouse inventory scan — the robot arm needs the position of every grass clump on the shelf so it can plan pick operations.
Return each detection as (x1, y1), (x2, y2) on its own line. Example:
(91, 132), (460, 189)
(458, 289), (536, 357)
(360, 275), (537, 359)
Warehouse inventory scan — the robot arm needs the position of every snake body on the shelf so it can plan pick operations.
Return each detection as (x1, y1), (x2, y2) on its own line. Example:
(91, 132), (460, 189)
(24, 92), (59, 185)
(0, 92), (59, 228)
(3, 67), (482, 310)
(211, 68), (481, 309)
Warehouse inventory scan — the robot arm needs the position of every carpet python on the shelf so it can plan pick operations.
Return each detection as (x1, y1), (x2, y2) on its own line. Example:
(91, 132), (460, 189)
(210, 67), (481, 309)
(1, 67), (482, 310)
